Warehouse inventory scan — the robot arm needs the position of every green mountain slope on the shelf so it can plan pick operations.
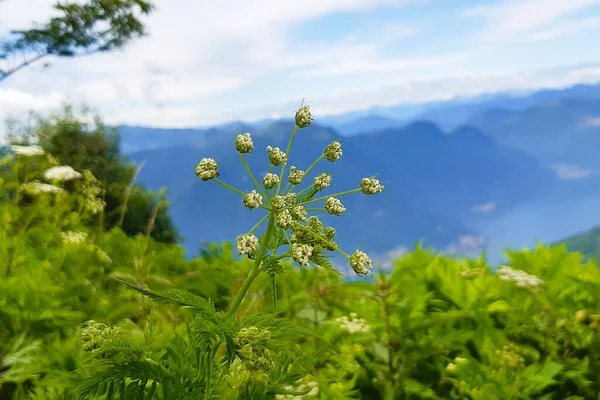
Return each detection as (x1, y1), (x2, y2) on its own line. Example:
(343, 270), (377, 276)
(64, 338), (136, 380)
(554, 224), (600, 261)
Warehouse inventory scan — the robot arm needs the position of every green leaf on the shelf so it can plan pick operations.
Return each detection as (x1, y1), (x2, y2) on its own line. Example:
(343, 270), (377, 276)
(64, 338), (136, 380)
(116, 279), (215, 314)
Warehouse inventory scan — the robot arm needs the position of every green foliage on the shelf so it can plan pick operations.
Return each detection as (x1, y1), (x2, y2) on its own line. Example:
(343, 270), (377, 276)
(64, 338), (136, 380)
(1, 107), (600, 400)
(3, 105), (179, 244)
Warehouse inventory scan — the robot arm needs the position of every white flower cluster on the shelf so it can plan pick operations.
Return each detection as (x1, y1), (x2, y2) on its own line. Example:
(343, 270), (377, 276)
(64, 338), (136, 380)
(243, 190), (263, 209)
(291, 243), (313, 266)
(497, 266), (544, 290)
(313, 173), (331, 190)
(236, 133), (254, 153)
(21, 181), (66, 195)
(276, 377), (319, 399)
(236, 234), (259, 256)
(61, 230), (88, 245)
(288, 166), (305, 185)
(11, 145), (45, 156)
(336, 312), (371, 334)
(295, 104), (313, 128)
(267, 146), (287, 166)
(195, 158), (219, 181)
(323, 141), (342, 162)
(43, 165), (83, 182)
(263, 172), (280, 189)
(349, 250), (372, 275)
(325, 197), (345, 215)
(360, 177), (384, 195)
(277, 209), (293, 228)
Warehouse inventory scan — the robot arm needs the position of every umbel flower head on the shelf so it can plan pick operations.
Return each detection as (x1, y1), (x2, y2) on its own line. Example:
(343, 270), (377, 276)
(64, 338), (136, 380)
(295, 102), (313, 128)
(195, 158), (219, 181)
(267, 146), (287, 166)
(360, 177), (384, 195)
(263, 172), (279, 189)
(237, 234), (259, 256)
(243, 190), (263, 209)
(43, 165), (83, 182)
(349, 250), (372, 275)
(324, 141), (342, 162)
(193, 99), (384, 277)
(313, 173), (332, 190)
(11, 144), (45, 156)
(236, 132), (254, 153)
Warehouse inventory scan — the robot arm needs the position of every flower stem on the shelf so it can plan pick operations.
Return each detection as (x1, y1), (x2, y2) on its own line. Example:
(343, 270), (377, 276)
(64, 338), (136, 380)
(214, 179), (245, 196)
(249, 214), (269, 234)
(299, 188), (361, 206)
(276, 125), (298, 196)
(287, 154), (325, 194)
(239, 154), (269, 201)
(227, 213), (276, 317)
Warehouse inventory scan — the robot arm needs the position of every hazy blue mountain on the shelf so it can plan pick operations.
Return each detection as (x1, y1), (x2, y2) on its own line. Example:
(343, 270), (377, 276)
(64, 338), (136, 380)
(324, 83), (600, 135)
(466, 96), (600, 173)
(334, 114), (405, 136)
(125, 119), (563, 259)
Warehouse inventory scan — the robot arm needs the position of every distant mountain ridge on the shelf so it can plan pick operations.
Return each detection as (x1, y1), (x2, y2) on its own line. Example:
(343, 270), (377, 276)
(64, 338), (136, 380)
(117, 81), (600, 262)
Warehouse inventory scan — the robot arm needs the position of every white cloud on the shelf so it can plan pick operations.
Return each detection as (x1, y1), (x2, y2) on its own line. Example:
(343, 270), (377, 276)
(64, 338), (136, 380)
(471, 202), (496, 213)
(444, 235), (487, 255)
(522, 16), (600, 41)
(582, 116), (600, 127)
(551, 163), (591, 180)
(462, 0), (600, 41)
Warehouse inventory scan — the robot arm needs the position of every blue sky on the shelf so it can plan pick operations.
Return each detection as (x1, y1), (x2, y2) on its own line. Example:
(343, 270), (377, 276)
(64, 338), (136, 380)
(1, 0), (600, 132)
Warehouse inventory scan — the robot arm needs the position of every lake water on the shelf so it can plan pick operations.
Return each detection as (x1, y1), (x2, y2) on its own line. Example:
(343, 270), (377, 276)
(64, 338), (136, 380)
(462, 193), (600, 265)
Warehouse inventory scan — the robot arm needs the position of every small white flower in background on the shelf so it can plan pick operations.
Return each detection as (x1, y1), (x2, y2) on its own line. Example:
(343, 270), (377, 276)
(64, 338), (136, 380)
(324, 141), (342, 162)
(243, 190), (263, 209)
(263, 172), (280, 189)
(61, 230), (88, 245)
(43, 165), (83, 181)
(236, 133), (254, 153)
(446, 363), (460, 374)
(288, 166), (305, 185)
(10, 145), (45, 156)
(236, 234), (259, 257)
(21, 181), (66, 195)
(360, 177), (384, 195)
(277, 209), (293, 228)
(275, 376), (319, 399)
(497, 266), (544, 291)
(313, 173), (332, 191)
(349, 250), (372, 275)
(195, 158), (219, 181)
(291, 243), (313, 266)
(267, 146), (287, 166)
(323, 226), (336, 241)
(325, 197), (345, 215)
(336, 312), (370, 334)
(295, 103), (313, 128)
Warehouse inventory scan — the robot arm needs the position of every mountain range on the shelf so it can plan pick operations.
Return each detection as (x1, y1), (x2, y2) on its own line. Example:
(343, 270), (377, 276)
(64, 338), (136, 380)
(117, 82), (600, 266)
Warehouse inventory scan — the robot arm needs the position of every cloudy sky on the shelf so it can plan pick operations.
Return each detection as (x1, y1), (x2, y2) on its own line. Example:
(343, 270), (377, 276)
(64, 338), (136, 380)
(1, 0), (600, 132)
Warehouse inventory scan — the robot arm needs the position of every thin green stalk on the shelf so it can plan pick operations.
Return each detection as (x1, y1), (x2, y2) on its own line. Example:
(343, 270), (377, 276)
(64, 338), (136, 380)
(249, 213), (269, 234)
(276, 125), (298, 196)
(298, 188), (361, 206)
(287, 154), (325, 194)
(239, 153), (268, 201)
(215, 178), (269, 210)
(227, 214), (276, 317)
